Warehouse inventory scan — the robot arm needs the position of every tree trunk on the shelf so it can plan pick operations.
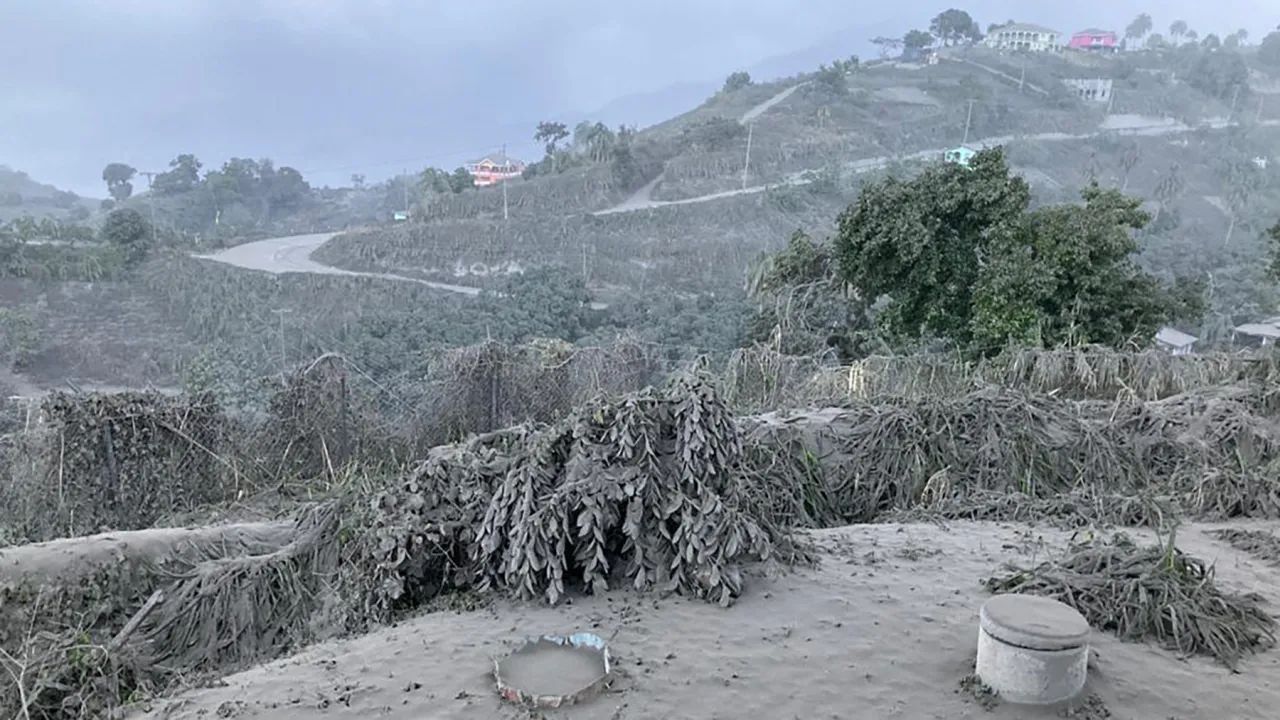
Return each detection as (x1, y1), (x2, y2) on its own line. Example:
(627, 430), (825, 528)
(1224, 215), (1237, 246)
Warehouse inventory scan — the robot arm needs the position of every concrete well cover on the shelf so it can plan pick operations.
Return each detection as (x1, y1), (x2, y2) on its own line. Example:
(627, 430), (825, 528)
(494, 632), (612, 708)
(981, 594), (1090, 650)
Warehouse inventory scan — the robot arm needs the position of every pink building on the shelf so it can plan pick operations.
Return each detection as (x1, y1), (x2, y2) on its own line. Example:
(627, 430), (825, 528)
(1069, 29), (1118, 52)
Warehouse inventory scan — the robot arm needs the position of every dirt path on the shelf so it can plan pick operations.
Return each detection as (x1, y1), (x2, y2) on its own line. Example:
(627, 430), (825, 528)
(194, 233), (482, 296)
(740, 82), (809, 124)
(952, 57), (1050, 96)
(597, 83), (809, 217)
(129, 519), (1280, 720)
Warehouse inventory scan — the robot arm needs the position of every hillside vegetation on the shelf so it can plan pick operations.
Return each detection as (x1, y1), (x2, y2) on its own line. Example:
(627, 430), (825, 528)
(3, 21), (1280, 393)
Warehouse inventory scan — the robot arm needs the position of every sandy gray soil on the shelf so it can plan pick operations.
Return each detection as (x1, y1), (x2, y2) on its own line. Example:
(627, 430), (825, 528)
(130, 520), (1280, 720)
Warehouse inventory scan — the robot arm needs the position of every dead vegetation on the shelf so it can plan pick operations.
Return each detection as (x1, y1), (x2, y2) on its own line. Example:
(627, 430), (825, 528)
(738, 382), (1280, 529)
(726, 344), (1279, 410)
(2, 345), (1279, 717)
(1209, 528), (1280, 565)
(986, 532), (1276, 669)
(0, 391), (235, 542)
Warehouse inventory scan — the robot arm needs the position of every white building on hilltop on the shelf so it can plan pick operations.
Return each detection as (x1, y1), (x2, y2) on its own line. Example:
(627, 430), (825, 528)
(984, 23), (1061, 52)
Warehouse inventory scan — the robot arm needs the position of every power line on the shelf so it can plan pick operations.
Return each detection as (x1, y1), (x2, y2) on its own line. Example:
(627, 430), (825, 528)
(137, 171), (160, 245)
(963, 99), (975, 145)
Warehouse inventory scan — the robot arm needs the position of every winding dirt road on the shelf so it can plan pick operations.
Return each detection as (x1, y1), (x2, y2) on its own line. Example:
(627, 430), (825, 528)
(194, 232), (481, 296)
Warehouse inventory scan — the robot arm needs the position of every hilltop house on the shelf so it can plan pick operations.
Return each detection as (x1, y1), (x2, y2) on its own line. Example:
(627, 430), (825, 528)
(983, 23), (1061, 52)
(1068, 29), (1119, 52)
(1155, 327), (1197, 355)
(465, 153), (525, 187)
(945, 146), (977, 167)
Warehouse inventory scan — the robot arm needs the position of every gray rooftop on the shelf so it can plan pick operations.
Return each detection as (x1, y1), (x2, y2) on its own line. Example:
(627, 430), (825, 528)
(993, 22), (1060, 35)
(1155, 327), (1198, 347)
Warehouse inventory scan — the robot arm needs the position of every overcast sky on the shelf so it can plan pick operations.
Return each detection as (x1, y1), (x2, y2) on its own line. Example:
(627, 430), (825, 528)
(1, 1), (1274, 195)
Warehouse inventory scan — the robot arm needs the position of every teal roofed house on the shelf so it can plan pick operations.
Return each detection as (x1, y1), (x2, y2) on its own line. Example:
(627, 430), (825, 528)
(945, 146), (977, 167)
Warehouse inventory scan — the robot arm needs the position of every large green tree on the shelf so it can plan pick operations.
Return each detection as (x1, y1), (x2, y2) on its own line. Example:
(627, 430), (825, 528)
(831, 148), (1192, 352)
(102, 162), (136, 202)
(903, 29), (935, 52)
(100, 207), (151, 266)
(929, 9), (981, 46)
(722, 71), (752, 93)
(971, 186), (1174, 349)
(151, 154), (203, 195)
(834, 148), (1029, 346)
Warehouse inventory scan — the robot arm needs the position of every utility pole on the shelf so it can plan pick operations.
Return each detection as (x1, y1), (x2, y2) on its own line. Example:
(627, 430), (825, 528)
(1106, 86), (1116, 115)
(741, 123), (754, 190)
(1018, 64), (1026, 94)
(963, 99), (974, 145)
(402, 168), (409, 217)
(1230, 85), (1242, 123)
(501, 143), (509, 221)
(138, 171), (160, 245)
(271, 308), (293, 381)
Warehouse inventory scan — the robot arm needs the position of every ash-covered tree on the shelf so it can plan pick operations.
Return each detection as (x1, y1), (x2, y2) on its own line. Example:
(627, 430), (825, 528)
(830, 148), (1193, 353)
(834, 148), (1028, 348)
(534, 121), (570, 171)
(1260, 31), (1280, 67)
(102, 162), (136, 202)
(1224, 29), (1248, 50)
(871, 36), (904, 59)
(970, 185), (1183, 349)
(903, 29), (935, 52)
(484, 266), (596, 342)
(722, 71), (752, 92)
(1169, 20), (1188, 45)
(1267, 221), (1280, 282)
(930, 9), (981, 46)
(100, 207), (151, 266)
(814, 56), (859, 95)
(151, 153), (202, 195)
(1125, 13), (1153, 47)
(449, 167), (473, 193)
(1182, 49), (1248, 101)
(746, 229), (876, 359)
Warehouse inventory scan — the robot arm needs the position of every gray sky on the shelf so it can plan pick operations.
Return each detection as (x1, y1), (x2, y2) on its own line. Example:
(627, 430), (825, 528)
(1, 1), (1274, 195)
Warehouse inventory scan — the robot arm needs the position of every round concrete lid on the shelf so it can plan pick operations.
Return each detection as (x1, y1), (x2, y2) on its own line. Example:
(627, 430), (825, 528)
(980, 594), (1090, 651)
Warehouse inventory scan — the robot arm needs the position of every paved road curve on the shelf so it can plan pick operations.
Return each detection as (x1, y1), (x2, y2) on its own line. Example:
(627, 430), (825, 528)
(194, 232), (482, 296)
